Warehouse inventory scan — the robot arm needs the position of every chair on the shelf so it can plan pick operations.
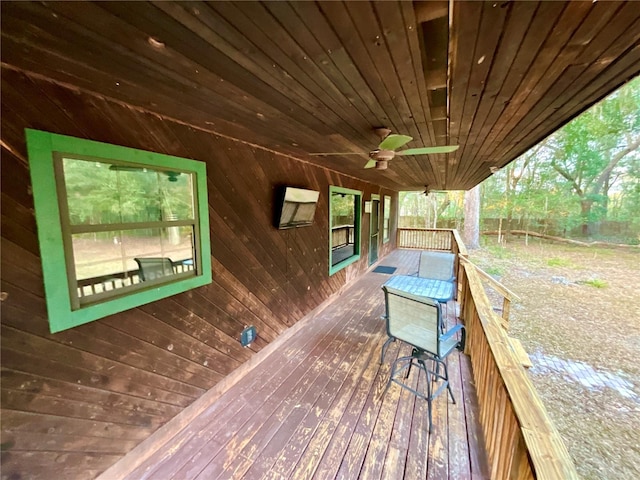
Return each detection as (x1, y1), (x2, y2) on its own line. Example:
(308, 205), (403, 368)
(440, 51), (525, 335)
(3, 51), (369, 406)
(380, 286), (465, 432)
(134, 257), (175, 282)
(418, 251), (457, 329)
(418, 251), (456, 282)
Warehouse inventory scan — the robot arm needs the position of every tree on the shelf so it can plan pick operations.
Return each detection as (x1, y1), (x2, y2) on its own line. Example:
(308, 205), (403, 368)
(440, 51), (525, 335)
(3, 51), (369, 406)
(480, 77), (640, 241)
(544, 77), (640, 235)
(463, 185), (481, 249)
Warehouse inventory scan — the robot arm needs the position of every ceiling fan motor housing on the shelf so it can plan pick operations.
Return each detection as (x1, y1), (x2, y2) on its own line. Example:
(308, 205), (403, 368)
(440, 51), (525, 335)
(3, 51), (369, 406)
(370, 149), (395, 161)
(375, 160), (388, 170)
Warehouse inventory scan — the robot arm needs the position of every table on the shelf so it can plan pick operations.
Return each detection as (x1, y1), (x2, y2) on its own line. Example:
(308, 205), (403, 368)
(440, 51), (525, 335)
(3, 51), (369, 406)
(383, 274), (454, 303)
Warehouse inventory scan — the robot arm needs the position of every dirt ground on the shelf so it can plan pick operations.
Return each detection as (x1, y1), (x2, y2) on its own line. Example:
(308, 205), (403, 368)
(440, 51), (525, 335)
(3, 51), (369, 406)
(469, 238), (640, 480)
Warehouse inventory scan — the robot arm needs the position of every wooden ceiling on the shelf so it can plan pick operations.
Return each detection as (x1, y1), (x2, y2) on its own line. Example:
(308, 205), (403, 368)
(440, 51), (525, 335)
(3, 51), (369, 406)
(2, 1), (639, 191)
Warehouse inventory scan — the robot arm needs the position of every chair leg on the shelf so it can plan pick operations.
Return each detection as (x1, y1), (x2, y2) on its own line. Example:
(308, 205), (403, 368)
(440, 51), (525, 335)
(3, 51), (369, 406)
(384, 351), (457, 434)
(419, 358), (434, 433)
(384, 356), (400, 395)
(380, 337), (395, 364)
(441, 360), (455, 404)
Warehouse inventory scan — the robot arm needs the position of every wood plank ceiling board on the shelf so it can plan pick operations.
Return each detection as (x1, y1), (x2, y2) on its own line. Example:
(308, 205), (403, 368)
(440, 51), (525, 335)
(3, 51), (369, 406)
(448, 0), (483, 189)
(451, 0), (584, 183)
(1, 2), (317, 158)
(1, 1), (639, 191)
(454, 1), (540, 188)
(456, 0), (614, 188)
(373, 1), (436, 184)
(448, 0), (509, 189)
(314, 0), (422, 184)
(497, 3), (640, 164)
(343, 0), (444, 187)
(402, 1), (444, 187)
(489, 1), (627, 160)
(460, 1), (566, 186)
(203, 1), (371, 144)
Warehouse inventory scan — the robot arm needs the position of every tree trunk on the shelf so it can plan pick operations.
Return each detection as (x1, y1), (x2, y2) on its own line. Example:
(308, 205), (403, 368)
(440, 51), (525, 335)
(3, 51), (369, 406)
(464, 185), (481, 249)
(580, 199), (593, 236)
(505, 164), (512, 236)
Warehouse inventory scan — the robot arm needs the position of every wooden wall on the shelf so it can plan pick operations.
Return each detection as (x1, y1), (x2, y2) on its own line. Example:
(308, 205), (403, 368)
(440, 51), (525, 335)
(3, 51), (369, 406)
(0, 68), (397, 479)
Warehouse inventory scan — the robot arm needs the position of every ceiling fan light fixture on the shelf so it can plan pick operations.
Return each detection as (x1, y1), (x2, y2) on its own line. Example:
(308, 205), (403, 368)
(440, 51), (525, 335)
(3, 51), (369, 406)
(374, 127), (392, 139)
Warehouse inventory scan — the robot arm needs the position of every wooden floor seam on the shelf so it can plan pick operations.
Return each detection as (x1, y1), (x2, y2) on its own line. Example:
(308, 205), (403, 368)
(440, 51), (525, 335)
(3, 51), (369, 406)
(121, 249), (489, 479)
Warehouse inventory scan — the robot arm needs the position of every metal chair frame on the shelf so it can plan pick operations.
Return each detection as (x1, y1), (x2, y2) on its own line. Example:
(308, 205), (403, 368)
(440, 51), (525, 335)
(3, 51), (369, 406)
(380, 286), (465, 432)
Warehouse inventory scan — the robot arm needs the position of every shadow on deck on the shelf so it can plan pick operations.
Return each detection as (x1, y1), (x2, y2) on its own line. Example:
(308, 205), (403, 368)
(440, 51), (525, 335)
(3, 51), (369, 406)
(118, 249), (489, 479)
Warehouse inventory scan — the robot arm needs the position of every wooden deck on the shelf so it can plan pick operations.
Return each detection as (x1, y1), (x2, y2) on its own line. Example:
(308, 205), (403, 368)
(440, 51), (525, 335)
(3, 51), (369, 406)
(119, 250), (488, 480)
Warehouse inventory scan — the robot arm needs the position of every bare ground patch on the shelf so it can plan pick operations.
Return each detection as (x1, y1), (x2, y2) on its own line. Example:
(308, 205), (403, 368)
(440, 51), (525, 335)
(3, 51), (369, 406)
(470, 239), (640, 480)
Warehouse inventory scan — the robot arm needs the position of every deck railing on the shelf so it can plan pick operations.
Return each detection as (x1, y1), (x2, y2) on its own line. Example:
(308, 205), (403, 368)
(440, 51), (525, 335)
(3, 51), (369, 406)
(459, 255), (521, 326)
(331, 224), (354, 249)
(398, 228), (578, 480)
(76, 260), (194, 298)
(397, 227), (452, 251)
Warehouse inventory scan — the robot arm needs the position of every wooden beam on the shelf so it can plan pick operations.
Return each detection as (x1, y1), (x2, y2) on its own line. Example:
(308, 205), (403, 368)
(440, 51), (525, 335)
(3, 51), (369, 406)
(425, 68), (447, 90)
(414, 1), (449, 24)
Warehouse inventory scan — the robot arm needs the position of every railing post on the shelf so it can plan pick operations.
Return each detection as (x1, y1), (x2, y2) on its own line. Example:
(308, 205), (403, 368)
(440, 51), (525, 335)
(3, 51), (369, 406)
(502, 297), (511, 324)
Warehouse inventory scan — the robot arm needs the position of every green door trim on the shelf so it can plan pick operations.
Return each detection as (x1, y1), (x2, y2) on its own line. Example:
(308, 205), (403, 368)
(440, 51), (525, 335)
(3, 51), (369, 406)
(369, 194), (380, 266)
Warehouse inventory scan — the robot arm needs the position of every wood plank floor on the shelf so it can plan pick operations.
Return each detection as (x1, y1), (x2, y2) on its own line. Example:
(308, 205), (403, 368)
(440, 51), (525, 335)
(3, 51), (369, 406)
(123, 250), (489, 480)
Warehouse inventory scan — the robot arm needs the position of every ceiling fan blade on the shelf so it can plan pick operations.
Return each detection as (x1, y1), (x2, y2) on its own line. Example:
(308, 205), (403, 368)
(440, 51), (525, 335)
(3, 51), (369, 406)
(378, 134), (412, 151)
(308, 152), (366, 156)
(364, 159), (377, 169)
(397, 145), (459, 155)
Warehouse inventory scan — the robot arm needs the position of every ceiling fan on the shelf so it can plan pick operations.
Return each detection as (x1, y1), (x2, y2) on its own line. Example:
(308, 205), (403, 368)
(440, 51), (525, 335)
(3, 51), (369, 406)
(310, 128), (458, 170)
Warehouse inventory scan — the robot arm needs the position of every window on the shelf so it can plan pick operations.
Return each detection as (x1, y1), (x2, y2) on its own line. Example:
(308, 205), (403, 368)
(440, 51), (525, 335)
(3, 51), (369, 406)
(26, 129), (212, 333)
(383, 195), (391, 242)
(329, 186), (361, 274)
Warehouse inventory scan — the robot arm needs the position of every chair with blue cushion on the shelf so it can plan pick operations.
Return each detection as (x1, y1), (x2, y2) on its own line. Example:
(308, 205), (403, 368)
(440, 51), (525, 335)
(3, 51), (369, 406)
(134, 257), (175, 282)
(418, 251), (456, 282)
(381, 285), (465, 432)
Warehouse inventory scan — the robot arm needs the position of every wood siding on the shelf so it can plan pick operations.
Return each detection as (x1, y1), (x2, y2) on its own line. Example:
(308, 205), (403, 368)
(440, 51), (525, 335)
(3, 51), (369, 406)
(0, 69), (397, 479)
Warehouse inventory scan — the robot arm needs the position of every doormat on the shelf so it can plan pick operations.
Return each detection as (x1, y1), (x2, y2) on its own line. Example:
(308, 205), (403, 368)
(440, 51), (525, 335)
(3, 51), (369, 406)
(372, 266), (397, 274)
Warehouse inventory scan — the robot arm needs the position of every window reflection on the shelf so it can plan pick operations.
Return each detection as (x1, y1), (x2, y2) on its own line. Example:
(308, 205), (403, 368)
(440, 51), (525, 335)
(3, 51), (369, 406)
(330, 191), (358, 267)
(60, 157), (197, 303)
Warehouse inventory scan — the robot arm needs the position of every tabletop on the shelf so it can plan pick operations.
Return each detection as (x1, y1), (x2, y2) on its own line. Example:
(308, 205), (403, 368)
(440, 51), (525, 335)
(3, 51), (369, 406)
(383, 274), (454, 303)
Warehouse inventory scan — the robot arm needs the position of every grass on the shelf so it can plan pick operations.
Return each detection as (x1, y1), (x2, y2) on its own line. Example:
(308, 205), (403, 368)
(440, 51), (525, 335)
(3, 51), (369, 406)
(547, 257), (573, 267)
(483, 265), (505, 276)
(471, 239), (640, 480)
(580, 278), (609, 288)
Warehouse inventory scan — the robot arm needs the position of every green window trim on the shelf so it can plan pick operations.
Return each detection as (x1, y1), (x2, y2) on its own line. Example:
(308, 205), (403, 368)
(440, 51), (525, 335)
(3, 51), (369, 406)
(26, 129), (212, 333)
(329, 186), (361, 275)
(383, 195), (391, 243)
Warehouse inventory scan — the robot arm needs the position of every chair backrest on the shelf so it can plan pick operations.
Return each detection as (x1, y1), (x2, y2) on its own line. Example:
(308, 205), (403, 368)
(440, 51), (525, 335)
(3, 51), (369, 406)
(134, 257), (174, 282)
(418, 251), (455, 282)
(383, 286), (441, 355)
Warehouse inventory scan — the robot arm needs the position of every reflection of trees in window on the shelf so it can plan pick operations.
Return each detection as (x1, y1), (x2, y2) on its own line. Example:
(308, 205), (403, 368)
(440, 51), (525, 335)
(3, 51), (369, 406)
(63, 159), (194, 226)
(331, 192), (356, 223)
(383, 196), (391, 242)
(58, 157), (198, 305)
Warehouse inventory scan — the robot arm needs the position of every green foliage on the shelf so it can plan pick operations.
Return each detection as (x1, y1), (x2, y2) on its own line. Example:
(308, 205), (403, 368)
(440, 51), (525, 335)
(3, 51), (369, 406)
(331, 192), (356, 222)
(480, 77), (640, 241)
(63, 158), (194, 226)
(399, 190), (464, 228)
(484, 265), (505, 276)
(580, 278), (608, 289)
(547, 258), (573, 268)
